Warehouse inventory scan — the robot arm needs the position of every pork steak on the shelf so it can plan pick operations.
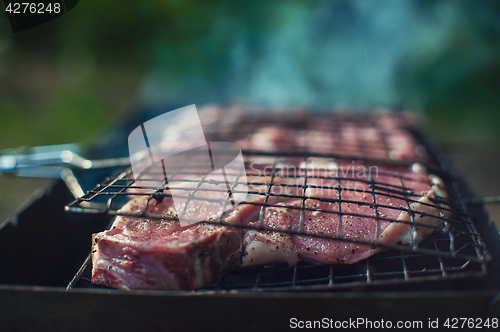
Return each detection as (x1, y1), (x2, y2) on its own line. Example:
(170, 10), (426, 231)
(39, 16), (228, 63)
(241, 162), (448, 266)
(90, 109), (448, 290)
(91, 194), (252, 290)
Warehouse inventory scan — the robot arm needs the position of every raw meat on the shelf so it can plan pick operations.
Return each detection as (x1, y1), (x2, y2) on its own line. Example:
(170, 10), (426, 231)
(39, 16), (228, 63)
(241, 162), (448, 266)
(91, 109), (447, 290)
(230, 110), (427, 162)
(91, 193), (259, 290)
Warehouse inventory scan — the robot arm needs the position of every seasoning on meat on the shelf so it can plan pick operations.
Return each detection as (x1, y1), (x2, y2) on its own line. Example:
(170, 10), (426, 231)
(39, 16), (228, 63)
(91, 109), (448, 290)
(241, 162), (448, 266)
(91, 194), (260, 290)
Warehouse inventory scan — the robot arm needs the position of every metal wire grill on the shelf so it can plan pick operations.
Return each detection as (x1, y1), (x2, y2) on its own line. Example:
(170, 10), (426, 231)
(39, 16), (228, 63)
(65, 111), (490, 291)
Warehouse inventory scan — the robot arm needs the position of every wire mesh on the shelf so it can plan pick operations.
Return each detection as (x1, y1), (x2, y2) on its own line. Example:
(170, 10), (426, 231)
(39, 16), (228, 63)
(65, 111), (490, 291)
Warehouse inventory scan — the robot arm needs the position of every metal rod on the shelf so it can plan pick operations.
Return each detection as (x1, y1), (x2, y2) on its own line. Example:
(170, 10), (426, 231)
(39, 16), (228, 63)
(63, 112), (490, 291)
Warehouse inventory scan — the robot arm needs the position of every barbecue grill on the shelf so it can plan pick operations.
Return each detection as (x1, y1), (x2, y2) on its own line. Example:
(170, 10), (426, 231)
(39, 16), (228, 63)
(1, 106), (500, 331)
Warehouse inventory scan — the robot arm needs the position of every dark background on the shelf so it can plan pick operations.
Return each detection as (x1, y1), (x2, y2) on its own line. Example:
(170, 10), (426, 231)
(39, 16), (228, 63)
(0, 0), (499, 225)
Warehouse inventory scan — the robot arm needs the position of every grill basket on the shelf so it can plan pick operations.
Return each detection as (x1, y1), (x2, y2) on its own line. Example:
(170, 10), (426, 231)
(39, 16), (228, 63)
(65, 111), (490, 291)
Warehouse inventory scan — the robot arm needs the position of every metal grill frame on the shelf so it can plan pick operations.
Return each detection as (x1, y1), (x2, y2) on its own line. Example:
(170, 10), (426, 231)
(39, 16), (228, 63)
(65, 111), (491, 292)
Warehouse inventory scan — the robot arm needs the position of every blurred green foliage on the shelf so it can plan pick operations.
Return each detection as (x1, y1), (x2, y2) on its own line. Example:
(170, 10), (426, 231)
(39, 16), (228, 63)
(0, 0), (287, 149)
(398, 0), (500, 143)
(0, 0), (499, 151)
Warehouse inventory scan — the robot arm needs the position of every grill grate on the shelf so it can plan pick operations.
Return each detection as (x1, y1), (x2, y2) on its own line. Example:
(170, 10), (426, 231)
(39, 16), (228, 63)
(65, 111), (490, 291)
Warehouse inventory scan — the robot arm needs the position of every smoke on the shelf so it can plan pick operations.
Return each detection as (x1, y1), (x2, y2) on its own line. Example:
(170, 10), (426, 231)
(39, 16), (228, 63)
(238, 0), (418, 107)
(138, 0), (500, 114)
